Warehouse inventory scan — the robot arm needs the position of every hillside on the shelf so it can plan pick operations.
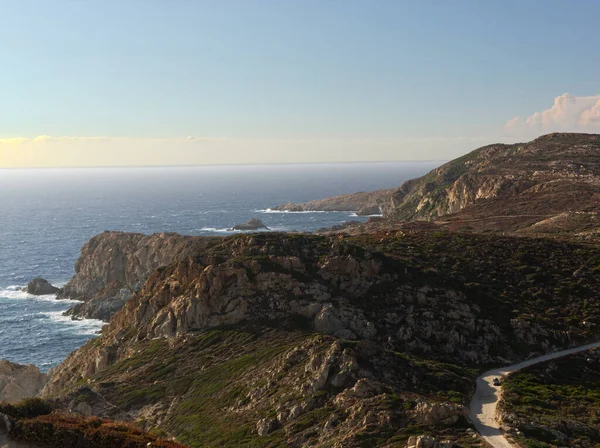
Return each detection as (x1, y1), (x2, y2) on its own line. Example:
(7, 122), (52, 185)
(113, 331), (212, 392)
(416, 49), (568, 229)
(275, 133), (600, 237)
(34, 229), (600, 447)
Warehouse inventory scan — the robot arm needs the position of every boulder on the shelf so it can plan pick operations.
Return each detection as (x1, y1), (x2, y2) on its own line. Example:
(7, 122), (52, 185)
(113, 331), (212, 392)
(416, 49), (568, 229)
(231, 218), (269, 231)
(26, 278), (60, 296)
(0, 360), (47, 404)
(406, 436), (456, 448)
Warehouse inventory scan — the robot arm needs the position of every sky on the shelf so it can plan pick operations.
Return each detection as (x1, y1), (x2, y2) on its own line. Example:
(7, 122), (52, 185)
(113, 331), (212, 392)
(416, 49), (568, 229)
(1, 0), (599, 168)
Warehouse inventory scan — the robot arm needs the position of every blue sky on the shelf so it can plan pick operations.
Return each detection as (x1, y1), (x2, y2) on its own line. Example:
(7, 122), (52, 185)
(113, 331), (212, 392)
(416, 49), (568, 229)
(1, 0), (599, 167)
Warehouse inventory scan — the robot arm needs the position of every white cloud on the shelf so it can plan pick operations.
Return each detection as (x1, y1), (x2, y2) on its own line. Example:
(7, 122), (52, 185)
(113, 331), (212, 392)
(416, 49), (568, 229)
(505, 93), (600, 137)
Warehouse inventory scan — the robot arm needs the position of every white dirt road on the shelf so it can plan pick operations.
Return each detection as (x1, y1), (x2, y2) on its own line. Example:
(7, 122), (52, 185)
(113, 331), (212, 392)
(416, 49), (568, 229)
(469, 341), (600, 448)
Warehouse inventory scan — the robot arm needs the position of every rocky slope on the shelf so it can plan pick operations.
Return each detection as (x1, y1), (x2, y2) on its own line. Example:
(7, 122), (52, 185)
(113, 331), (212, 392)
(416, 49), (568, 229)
(272, 189), (392, 215)
(388, 133), (600, 229)
(40, 229), (600, 447)
(59, 231), (216, 321)
(278, 133), (600, 237)
(0, 361), (47, 404)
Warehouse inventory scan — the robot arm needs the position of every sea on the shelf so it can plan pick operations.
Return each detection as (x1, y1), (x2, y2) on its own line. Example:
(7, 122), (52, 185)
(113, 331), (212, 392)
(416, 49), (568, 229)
(0, 161), (440, 371)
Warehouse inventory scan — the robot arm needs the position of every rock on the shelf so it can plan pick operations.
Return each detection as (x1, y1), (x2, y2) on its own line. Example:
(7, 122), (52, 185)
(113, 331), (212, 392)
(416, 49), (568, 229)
(256, 417), (278, 436)
(406, 435), (456, 448)
(413, 401), (466, 426)
(0, 360), (47, 403)
(64, 292), (129, 322)
(0, 412), (15, 433)
(57, 231), (215, 322)
(26, 278), (60, 295)
(356, 205), (381, 216)
(231, 218), (269, 231)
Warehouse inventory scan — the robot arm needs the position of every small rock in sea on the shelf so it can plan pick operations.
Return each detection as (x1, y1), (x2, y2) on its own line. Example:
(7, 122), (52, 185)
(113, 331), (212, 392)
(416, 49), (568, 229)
(25, 278), (61, 295)
(230, 218), (269, 231)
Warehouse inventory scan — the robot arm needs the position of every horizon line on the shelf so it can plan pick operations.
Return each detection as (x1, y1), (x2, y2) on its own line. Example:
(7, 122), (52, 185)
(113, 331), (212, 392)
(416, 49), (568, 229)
(0, 159), (448, 170)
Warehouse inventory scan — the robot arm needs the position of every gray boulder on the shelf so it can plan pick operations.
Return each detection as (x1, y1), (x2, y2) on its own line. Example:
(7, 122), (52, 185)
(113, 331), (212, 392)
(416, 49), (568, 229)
(231, 218), (269, 231)
(26, 278), (60, 295)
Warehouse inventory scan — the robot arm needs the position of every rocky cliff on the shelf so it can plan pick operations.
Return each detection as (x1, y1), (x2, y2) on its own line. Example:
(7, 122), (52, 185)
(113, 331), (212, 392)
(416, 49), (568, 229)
(0, 361), (47, 404)
(384, 133), (600, 235)
(59, 231), (216, 321)
(42, 229), (600, 447)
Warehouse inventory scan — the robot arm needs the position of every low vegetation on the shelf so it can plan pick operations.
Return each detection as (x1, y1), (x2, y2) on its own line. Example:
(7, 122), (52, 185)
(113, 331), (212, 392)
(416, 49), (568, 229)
(501, 349), (600, 447)
(0, 399), (186, 448)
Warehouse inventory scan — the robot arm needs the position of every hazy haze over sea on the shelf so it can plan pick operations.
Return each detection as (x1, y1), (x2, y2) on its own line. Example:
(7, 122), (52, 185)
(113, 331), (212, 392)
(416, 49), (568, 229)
(0, 161), (441, 370)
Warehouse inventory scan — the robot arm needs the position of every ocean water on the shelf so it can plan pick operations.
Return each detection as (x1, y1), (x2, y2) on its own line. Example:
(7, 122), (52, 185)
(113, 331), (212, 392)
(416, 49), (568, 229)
(0, 162), (440, 371)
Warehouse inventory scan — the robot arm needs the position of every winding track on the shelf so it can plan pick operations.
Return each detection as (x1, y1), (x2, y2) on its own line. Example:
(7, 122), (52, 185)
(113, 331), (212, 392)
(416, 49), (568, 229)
(469, 341), (600, 448)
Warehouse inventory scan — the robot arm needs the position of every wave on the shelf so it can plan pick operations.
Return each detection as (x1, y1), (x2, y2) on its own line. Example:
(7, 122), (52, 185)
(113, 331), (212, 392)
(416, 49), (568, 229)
(255, 208), (330, 214)
(196, 226), (292, 234)
(347, 213), (384, 218)
(38, 311), (104, 335)
(196, 227), (236, 233)
(0, 285), (80, 303)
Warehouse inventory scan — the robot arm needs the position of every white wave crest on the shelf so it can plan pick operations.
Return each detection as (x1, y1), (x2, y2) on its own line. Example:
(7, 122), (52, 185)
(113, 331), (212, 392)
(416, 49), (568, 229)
(255, 208), (330, 214)
(38, 311), (104, 335)
(0, 286), (80, 303)
(196, 226), (293, 234)
(196, 227), (237, 233)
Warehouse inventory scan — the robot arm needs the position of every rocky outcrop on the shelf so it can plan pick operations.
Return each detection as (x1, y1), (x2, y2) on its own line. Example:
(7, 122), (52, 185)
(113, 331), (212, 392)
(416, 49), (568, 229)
(58, 231), (216, 321)
(43, 231), (590, 400)
(0, 361), (47, 404)
(273, 189), (392, 215)
(230, 218), (269, 231)
(383, 133), (600, 224)
(25, 278), (60, 296)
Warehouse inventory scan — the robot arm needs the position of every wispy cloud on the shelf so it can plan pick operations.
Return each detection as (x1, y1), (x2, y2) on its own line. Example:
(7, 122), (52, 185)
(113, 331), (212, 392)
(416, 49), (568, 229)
(505, 93), (600, 137)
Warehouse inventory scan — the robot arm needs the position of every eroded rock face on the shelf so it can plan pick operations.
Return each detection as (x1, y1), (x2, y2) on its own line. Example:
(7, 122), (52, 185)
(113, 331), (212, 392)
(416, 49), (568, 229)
(58, 231), (216, 321)
(0, 360), (47, 404)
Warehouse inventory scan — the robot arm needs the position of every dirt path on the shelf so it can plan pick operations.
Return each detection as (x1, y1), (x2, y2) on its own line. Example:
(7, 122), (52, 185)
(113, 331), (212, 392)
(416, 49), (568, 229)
(469, 341), (600, 448)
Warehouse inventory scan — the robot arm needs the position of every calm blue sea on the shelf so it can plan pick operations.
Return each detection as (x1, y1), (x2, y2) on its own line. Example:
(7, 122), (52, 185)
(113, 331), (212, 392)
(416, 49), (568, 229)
(0, 162), (439, 370)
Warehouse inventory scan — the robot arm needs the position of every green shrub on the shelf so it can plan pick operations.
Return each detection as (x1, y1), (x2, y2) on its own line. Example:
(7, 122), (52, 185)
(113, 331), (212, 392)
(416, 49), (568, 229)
(0, 398), (53, 419)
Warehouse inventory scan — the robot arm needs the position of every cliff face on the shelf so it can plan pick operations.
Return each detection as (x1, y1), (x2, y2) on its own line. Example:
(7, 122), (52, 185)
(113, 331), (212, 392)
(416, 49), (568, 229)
(385, 133), (600, 234)
(42, 230), (600, 447)
(0, 361), (47, 404)
(59, 231), (216, 321)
